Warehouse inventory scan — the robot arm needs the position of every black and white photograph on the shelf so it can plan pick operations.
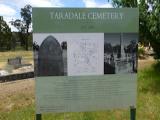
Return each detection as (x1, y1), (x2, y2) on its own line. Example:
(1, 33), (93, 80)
(33, 33), (138, 77)
(33, 33), (104, 77)
(104, 33), (138, 74)
(33, 35), (68, 76)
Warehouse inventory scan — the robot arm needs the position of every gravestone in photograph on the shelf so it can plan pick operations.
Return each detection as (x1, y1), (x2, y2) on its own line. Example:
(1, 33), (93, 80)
(37, 36), (64, 76)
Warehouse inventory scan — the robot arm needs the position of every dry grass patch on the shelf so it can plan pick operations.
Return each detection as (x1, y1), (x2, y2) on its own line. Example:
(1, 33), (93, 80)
(0, 79), (35, 112)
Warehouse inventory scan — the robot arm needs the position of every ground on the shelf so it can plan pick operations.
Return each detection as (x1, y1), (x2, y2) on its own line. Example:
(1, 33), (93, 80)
(0, 79), (34, 112)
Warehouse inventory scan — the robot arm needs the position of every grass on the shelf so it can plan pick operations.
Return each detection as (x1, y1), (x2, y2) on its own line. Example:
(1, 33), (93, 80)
(0, 51), (33, 62)
(0, 105), (35, 120)
(138, 61), (160, 93)
(0, 51), (160, 119)
(0, 106), (130, 120)
(137, 61), (160, 120)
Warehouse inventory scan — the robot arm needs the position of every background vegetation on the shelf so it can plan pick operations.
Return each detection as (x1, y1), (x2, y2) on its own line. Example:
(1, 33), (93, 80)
(113, 0), (160, 59)
(0, 5), (32, 51)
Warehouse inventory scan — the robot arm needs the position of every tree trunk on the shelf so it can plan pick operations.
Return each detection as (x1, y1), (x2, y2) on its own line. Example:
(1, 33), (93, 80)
(25, 26), (29, 51)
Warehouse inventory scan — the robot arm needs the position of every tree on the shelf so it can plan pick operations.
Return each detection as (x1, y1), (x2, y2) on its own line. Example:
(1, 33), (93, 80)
(112, 0), (137, 8)
(147, 1), (160, 59)
(10, 19), (26, 47)
(0, 16), (12, 51)
(112, 0), (160, 59)
(21, 5), (32, 51)
(138, 0), (150, 45)
(10, 5), (32, 51)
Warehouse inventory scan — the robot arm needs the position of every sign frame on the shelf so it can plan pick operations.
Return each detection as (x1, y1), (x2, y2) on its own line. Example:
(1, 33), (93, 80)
(33, 8), (139, 120)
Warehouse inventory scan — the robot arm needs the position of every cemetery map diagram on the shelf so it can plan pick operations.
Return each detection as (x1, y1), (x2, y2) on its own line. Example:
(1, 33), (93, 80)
(71, 39), (98, 73)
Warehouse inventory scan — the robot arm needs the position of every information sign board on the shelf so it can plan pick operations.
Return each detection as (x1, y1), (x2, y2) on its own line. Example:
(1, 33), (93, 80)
(33, 8), (139, 113)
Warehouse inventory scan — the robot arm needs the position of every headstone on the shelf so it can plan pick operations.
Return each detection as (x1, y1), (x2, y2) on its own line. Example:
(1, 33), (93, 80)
(37, 36), (64, 76)
(8, 57), (22, 66)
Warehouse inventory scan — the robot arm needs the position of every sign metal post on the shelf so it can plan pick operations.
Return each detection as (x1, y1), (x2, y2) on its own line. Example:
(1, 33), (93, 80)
(130, 106), (136, 120)
(36, 114), (42, 120)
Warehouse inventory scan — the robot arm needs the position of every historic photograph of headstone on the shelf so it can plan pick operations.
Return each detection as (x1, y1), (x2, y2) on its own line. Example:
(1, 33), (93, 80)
(33, 35), (67, 76)
(104, 33), (138, 74)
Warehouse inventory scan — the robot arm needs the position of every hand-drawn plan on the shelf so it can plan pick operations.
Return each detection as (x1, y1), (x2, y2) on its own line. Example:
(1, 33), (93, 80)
(67, 33), (104, 76)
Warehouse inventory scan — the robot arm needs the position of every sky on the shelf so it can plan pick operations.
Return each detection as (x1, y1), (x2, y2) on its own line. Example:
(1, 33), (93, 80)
(0, 0), (113, 31)
(104, 33), (138, 46)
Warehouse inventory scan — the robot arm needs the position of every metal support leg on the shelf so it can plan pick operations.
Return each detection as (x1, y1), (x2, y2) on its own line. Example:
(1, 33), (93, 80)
(130, 106), (136, 120)
(36, 114), (42, 120)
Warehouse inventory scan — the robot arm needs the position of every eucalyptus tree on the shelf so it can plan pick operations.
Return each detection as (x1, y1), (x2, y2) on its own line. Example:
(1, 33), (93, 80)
(21, 5), (32, 51)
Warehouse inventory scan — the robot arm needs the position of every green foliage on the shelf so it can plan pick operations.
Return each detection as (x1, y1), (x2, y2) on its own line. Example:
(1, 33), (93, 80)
(153, 61), (160, 73)
(138, 0), (150, 45)
(113, 0), (160, 59)
(138, 61), (160, 93)
(112, 0), (137, 8)
(0, 16), (12, 51)
(141, 0), (160, 59)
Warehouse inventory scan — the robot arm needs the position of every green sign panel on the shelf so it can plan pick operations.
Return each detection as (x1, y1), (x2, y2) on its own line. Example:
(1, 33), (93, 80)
(33, 8), (138, 113)
(33, 8), (138, 33)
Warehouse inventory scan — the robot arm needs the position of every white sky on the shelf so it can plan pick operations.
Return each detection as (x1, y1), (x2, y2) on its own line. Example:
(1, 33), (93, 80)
(0, 0), (113, 32)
